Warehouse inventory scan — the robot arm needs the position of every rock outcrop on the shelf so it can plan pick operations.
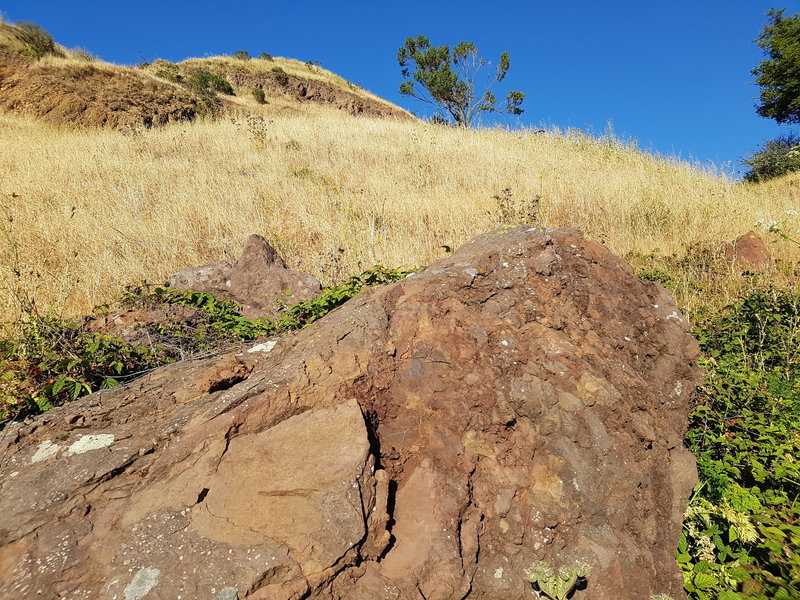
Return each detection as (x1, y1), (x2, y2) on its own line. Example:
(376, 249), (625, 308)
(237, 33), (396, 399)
(170, 234), (321, 320)
(0, 227), (702, 600)
(723, 230), (773, 272)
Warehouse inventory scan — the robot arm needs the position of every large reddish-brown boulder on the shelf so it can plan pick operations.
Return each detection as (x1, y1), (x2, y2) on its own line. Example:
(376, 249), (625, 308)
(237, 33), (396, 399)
(170, 234), (321, 319)
(0, 227), (702, 600)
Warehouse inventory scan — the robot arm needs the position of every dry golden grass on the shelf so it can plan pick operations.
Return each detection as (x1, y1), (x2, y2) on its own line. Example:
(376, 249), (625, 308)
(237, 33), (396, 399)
(1, 104), (798, 325)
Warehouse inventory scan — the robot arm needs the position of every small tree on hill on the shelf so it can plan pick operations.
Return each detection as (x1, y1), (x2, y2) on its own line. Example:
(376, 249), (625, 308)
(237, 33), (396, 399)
(397, 35), (525, 127)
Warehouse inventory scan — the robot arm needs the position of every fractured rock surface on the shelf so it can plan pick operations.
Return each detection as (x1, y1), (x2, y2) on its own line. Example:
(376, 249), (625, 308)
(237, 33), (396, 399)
(0, 227), (702, 599)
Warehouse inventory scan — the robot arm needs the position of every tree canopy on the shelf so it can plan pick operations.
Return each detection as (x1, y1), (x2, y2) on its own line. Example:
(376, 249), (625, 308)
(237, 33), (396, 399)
(753, 9), (800, 124)
(397, 35), (524, 127)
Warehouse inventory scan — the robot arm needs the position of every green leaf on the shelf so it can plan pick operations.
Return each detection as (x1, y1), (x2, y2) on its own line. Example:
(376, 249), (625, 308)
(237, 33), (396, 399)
(100, 378), (120, 390)
(51, 374), (66, 395)
(693, 572), (719, 590)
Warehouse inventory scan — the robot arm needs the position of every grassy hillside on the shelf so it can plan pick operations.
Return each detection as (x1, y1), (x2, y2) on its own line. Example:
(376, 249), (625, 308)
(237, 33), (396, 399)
(0, 105), (798, 323)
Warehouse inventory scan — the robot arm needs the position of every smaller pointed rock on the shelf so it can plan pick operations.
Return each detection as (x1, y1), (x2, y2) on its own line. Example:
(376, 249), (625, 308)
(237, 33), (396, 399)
(723, 230), (773, 272)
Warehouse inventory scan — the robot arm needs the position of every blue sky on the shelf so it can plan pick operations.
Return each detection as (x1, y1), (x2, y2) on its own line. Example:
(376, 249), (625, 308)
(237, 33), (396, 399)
(3, 1), (799, 175)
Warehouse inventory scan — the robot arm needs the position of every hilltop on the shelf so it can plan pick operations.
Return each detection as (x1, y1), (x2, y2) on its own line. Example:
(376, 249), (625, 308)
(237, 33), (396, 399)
(0, 21), (411, 129)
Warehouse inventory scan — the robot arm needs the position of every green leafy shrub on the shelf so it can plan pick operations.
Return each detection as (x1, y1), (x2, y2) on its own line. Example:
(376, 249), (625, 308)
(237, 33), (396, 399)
(271, 66), (289, 86)
(259, 52), (274, 61)
(252, 87), (266, 104)
(154, 69), (184, 84)
(681, 288), (800, 599)
(187, 71), (234, 96)
(1, 266), (411, 425)
(743, 135), (800, 182)
(0, 316), (167, 422)
(275, 266), (412, 329)
(232, 50), (250, 60)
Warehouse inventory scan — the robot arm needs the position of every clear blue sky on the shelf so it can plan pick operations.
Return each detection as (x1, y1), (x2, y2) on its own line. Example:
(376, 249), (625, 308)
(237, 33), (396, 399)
(3, 1), (799, 175)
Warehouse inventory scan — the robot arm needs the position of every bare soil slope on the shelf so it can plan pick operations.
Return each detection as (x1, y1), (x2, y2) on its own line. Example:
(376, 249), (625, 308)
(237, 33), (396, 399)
(0, 49), (201, 128)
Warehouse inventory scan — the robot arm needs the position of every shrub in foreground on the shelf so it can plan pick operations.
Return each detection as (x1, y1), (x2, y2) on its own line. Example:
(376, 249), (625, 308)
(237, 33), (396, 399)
(0, 266), (410, 425)
(681, 288), (800, 599)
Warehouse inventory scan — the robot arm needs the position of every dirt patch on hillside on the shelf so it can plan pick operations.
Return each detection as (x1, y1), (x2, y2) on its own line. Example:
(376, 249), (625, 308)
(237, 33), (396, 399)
(0, 50), (201, 129)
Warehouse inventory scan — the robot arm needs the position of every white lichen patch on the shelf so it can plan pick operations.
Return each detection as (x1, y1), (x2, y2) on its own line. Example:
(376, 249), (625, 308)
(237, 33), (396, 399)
(494, 567), (504, 579)
(124, 568), (160, 600)
(31, 440), (61, 463)
(665, 311), (683, 322)
(248, 340), (277, 354)
(66, 434), (115, 456)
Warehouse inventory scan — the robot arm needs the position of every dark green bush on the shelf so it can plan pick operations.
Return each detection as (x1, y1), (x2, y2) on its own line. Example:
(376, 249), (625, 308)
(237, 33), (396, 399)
(187, 71), (234, 96)
(271, 66), (289, 86)
(232, 50), (250, 60)
(743, 135), (800, 182)
(0, 316), (167, 422)
(154, 69), (184, 84)
(259, 52), (274, 61)
(252, 87), (266, 104)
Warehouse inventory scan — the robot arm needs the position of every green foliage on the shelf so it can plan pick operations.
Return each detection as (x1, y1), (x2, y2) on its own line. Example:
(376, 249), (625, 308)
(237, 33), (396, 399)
(271, 66), (289, 86)
(153, 69), (184, 84)
(0, 316), (166, 422)
(119, 283), (277, 348)
(252, 87), (266, 104)
(11, 21), (64, 60)
(232, 50), (250, 60)
(743, 135), (800, 182)
(1, 266), (411, 425)
(259, 52), (274, 61)
(187, 71), (234, 96)
(397, 34), (525, 127)
(753, 9), (800, 124)
(525, 560), (591, 600)
(276, 266), (412, 329)
(681, 288), (800, 599)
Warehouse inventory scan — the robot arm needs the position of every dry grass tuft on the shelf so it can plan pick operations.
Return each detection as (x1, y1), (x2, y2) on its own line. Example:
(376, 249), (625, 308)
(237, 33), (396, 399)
(0, 107), (798, 325)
